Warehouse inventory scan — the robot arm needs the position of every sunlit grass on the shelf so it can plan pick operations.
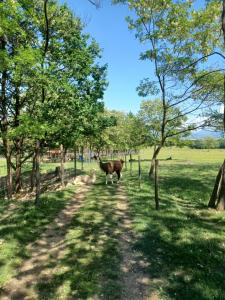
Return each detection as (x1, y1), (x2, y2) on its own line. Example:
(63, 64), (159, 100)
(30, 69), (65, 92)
(35, 177), (122, 300)
(123, 161), (225, 300)
(137, 147), (225, 163)
(0, 157), (97, 177)
(1, 149), (225, 299)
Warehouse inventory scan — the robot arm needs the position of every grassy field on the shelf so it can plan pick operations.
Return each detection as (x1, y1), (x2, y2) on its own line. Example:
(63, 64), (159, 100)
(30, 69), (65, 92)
(123, 153), (225, 299)
(0, 148), (225, 299)
(1, 146), (225, 177)
(138, 147), (225, 163)
(0, 158), (96, 177)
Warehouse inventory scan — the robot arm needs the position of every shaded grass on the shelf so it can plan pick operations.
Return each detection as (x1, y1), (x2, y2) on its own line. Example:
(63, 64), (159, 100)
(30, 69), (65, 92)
(35, 177), (122, 300)
(0, 187), (75, 288)
(124, 162), (225, 300)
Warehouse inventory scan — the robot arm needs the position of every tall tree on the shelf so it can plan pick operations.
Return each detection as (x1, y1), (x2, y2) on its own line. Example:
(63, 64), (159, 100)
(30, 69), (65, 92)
(115, 0), (221, 176)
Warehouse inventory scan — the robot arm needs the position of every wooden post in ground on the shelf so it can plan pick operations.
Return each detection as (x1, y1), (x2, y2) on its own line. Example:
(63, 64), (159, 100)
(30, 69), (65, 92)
(74, 145), (77, 177)
(138, 155), (141, 188)
(81, 146), (84, 171)
(154, 159), (159, 210)
(60, 144), (65, 187)
(129, 153), (132, 176)
(35, 140), (41, 205)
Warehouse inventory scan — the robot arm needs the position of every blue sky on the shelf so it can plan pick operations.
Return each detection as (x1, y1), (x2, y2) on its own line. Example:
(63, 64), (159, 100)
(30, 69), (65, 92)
(61, 0), (152, 113)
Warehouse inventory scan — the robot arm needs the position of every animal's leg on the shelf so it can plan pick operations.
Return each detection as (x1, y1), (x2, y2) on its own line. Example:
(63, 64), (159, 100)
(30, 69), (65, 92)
(116, 171), (121, 183)
(105, 172), (108, 185)
(109, 173), (113, 184)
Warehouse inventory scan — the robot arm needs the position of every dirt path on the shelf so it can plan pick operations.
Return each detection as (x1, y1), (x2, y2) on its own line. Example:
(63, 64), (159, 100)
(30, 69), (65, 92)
(0, 176), (94, 300)
(116, 185), (158, 300)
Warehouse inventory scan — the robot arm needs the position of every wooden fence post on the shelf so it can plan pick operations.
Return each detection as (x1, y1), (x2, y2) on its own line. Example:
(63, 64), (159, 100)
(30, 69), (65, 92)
(130, 153), (133, 176)
(74, 145), (77, 177)
(81, 146), (84, 171)
(138, 155), (141, 188)
(60, 144), (65, 187)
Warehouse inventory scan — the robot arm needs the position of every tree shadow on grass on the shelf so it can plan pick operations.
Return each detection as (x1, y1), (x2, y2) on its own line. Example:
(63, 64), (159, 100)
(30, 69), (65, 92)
(34, 177), (123, 300)
(124, 164), (225, 300)
(0, 188), (74, 289)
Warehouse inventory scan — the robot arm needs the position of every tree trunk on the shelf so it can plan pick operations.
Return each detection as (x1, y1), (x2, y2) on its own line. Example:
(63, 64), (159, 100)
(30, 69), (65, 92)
(81, 146), (84, 171)
(30, 152), (36, 191)
(208, 160), (225, 210)
(217, 168), (225, 211)
(74, 145), (77, 177)
(208, 164), (223, 208)
(149, 145), (162, 177)
(138, 155), (141, 188)
(15, 140), (22, 193)
(211, 0), (225, 211)
(130, 153), (133, 175)
(60, 143), (65, 187)
(2, 137), (13, 200)
(35, 140), (41, 205)
(5, 147), (13, 200)
(154, 159), (159, 210)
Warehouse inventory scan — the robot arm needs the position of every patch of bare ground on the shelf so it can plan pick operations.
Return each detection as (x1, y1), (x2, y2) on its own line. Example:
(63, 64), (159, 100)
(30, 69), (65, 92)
(0, 174), (95, 300)
(116, 185), (160, 300)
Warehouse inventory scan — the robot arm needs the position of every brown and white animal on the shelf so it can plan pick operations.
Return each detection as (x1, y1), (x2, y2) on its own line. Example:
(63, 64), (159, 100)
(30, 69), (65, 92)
(93, 155), (124, 184)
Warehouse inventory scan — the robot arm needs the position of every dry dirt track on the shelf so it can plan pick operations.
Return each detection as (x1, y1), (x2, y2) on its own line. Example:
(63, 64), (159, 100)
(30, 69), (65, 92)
(116, 185), (158, 300)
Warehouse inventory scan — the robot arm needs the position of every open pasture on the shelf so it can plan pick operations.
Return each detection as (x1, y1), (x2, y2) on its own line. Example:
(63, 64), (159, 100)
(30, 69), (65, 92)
(137, 147), (225, 164)
(123, 150), (225, 300)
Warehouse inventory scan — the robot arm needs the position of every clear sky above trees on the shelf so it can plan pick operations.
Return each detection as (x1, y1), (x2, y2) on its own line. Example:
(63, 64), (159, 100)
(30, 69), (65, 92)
(61, 0), (152, 113)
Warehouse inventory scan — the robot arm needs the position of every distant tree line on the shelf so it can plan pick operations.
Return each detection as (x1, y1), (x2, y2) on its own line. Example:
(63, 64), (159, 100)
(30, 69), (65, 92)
(185, 138), (225, 150)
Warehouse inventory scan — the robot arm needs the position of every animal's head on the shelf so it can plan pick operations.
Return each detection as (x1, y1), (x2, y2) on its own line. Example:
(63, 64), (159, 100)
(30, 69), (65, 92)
(120, 159), (124, 164)
(92, 155), (98, 160)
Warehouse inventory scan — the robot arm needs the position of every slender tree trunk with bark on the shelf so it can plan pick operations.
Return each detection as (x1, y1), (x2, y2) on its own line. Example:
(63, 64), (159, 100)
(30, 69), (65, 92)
(3, 138), (13, 199)
(74, 145), (77, 177)
(81, 146), (84, 171)
(15, 140), (22, 192)
(130, 152), (133, 175)
(60, 144), (65, 187)
(208, 160), (225, 210)
(154, 159), (159, 210)
(30, 152), (36, 191)
(0, 37), (12, 199)
(149, 145), (162, 177)
(217, 166), (225, 211)
(208, 4), (225, 210)
(35, 140), (41, 205)
(14, 83), (23, 193)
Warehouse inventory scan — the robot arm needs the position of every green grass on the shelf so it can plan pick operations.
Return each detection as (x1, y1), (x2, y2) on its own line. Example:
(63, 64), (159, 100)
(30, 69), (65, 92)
(0, 157), (97, 177)
(123, 161), (225, 300)
(1, 148), (225, 299)
(0, 187), (75, 288)
(34, 177), (122, 300)
(138, 147), (225, 163)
